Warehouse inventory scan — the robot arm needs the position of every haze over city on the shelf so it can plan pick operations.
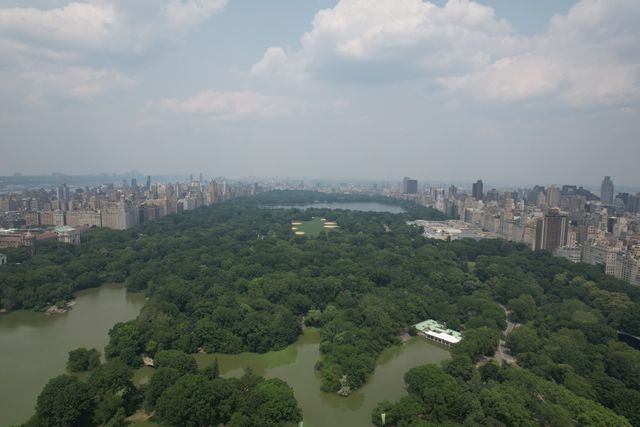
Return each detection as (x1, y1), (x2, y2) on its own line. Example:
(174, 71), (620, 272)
(1, 0), (639, 185)
(3, 2), (640, 427)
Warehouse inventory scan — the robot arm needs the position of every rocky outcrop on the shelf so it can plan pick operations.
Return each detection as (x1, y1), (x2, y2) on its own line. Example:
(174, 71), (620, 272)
(337, 375), (351, 396)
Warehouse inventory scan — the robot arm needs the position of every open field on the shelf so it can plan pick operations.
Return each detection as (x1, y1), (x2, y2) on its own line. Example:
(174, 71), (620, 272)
(291, 218), (339, 237)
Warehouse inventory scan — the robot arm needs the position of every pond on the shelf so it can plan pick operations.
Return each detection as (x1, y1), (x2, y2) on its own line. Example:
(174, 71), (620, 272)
(198, 329), (450, 427)
(0, 284), (146, 426)
(1, 283), (448, 427)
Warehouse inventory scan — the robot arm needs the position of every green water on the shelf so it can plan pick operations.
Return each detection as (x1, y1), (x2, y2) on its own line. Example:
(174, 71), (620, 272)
(0, 284), (146, 426)
(0, 284), (448, 427)
(197, 330), (450, 427)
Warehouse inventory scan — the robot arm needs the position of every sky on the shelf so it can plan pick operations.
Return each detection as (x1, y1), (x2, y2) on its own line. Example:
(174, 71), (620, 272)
(0, 0), (639, 186)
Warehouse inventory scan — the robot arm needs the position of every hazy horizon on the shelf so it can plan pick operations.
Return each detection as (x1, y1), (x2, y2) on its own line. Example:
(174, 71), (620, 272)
(3, 171), (640, 193)
(1, 0), (639, 185)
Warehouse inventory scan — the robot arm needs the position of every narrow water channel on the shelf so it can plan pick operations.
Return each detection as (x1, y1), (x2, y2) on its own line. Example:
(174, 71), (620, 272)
(0, 284), (146, 426)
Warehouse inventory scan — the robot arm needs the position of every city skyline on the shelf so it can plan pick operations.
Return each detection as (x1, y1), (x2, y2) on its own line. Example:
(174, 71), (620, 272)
(1, 0), (639, 183)
(1, 171), (639, 192)
(3, 172), (639, 287)
(2, 2), (640, 426)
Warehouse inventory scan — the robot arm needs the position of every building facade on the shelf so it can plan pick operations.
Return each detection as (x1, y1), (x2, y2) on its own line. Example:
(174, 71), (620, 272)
(601, 176), (615, 205)
(540, 209), (569, 252)
(402, 178), (418, 194)
(472, 180), (483, 201)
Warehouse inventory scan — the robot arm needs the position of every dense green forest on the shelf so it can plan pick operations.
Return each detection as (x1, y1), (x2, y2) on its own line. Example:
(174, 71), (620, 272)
(4, 191), (640, 426)
(30, 353), (301, 427)
(372, 254), (640, 426)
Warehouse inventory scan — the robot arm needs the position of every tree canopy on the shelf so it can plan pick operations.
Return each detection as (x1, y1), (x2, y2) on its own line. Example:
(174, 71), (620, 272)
(16, 191), (640, 426)
(66, 347), (101, 373)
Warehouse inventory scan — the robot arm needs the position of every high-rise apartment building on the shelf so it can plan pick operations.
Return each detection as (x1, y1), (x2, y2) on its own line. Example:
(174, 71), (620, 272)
(101, 201), (138, 230)
(448, 185), (457, 199)
(402, 178), (418, 194)
(601, 176), (614, 205)
(54, 211), (66, 227)
(539, 209), (569, 252)
(66, 210), (102, 228)
(629, 193), (639, 213)
(547, 185), (560, 208)
(472, 180), (483, 201)
(617, 252), (640, 286)
(582, 241), (622, 276)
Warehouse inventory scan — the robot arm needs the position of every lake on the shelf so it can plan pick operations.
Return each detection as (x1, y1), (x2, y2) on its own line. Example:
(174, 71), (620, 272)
(0, 284), (146, 426)
(198, 329), (450, 427)
(1, 284), (448, 427)
(266, 202), (406, 214)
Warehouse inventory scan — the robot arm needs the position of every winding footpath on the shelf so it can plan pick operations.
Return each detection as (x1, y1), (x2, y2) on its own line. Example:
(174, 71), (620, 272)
(495, 304), (518, 365)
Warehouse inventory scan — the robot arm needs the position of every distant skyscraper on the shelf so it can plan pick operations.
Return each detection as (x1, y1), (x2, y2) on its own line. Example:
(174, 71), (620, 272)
(402, 177), (418, 194)
(56, 183), (69, 202)
(146, 176), (151, 190)
(629, 193), (640, 213)
(486, 188), (498, 202)
(547, 185), (560, 208)
(448, 185), (457, 199)
(472, 180), (483, 201)
(199, 172), (203, 183)
(540, 209), (569, 252)
(601, 176), (614, 205)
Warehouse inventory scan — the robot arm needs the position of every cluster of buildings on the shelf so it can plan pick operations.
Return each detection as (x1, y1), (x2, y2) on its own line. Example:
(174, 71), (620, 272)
(2, 171), (638, 287)
(406, 219), (491, 241)
(0, 175), (260, 253)
(398, 176), (640, 286)
(0, 226), (85, 254)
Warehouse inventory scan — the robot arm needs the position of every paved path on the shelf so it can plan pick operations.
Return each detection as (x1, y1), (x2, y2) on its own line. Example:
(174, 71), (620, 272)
(494, 304), (518, 365)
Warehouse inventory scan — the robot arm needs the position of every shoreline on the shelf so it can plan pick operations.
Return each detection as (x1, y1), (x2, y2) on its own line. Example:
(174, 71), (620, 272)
(45, 299), (77, 315)
(1, 283), (138, 316)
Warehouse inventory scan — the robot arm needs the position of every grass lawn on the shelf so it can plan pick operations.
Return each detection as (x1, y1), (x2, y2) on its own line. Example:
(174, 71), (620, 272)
(291, 218), (338, 237)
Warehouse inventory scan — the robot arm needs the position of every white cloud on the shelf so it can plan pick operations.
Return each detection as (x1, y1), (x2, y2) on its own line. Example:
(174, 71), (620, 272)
(252, 0), (521, 82)
(163, 0), (227, 29)
(302, 0), (513, 62)
(0, 0), (227, 101)
(0, 0), (227, 55)
(251, 47), (294, 78)
(439, 55), (565, 101)
(147, 90), (298, 122)
(0, 3), (117, 51)
(0, 65), (134, 103)
(253, 0), (640, 106)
